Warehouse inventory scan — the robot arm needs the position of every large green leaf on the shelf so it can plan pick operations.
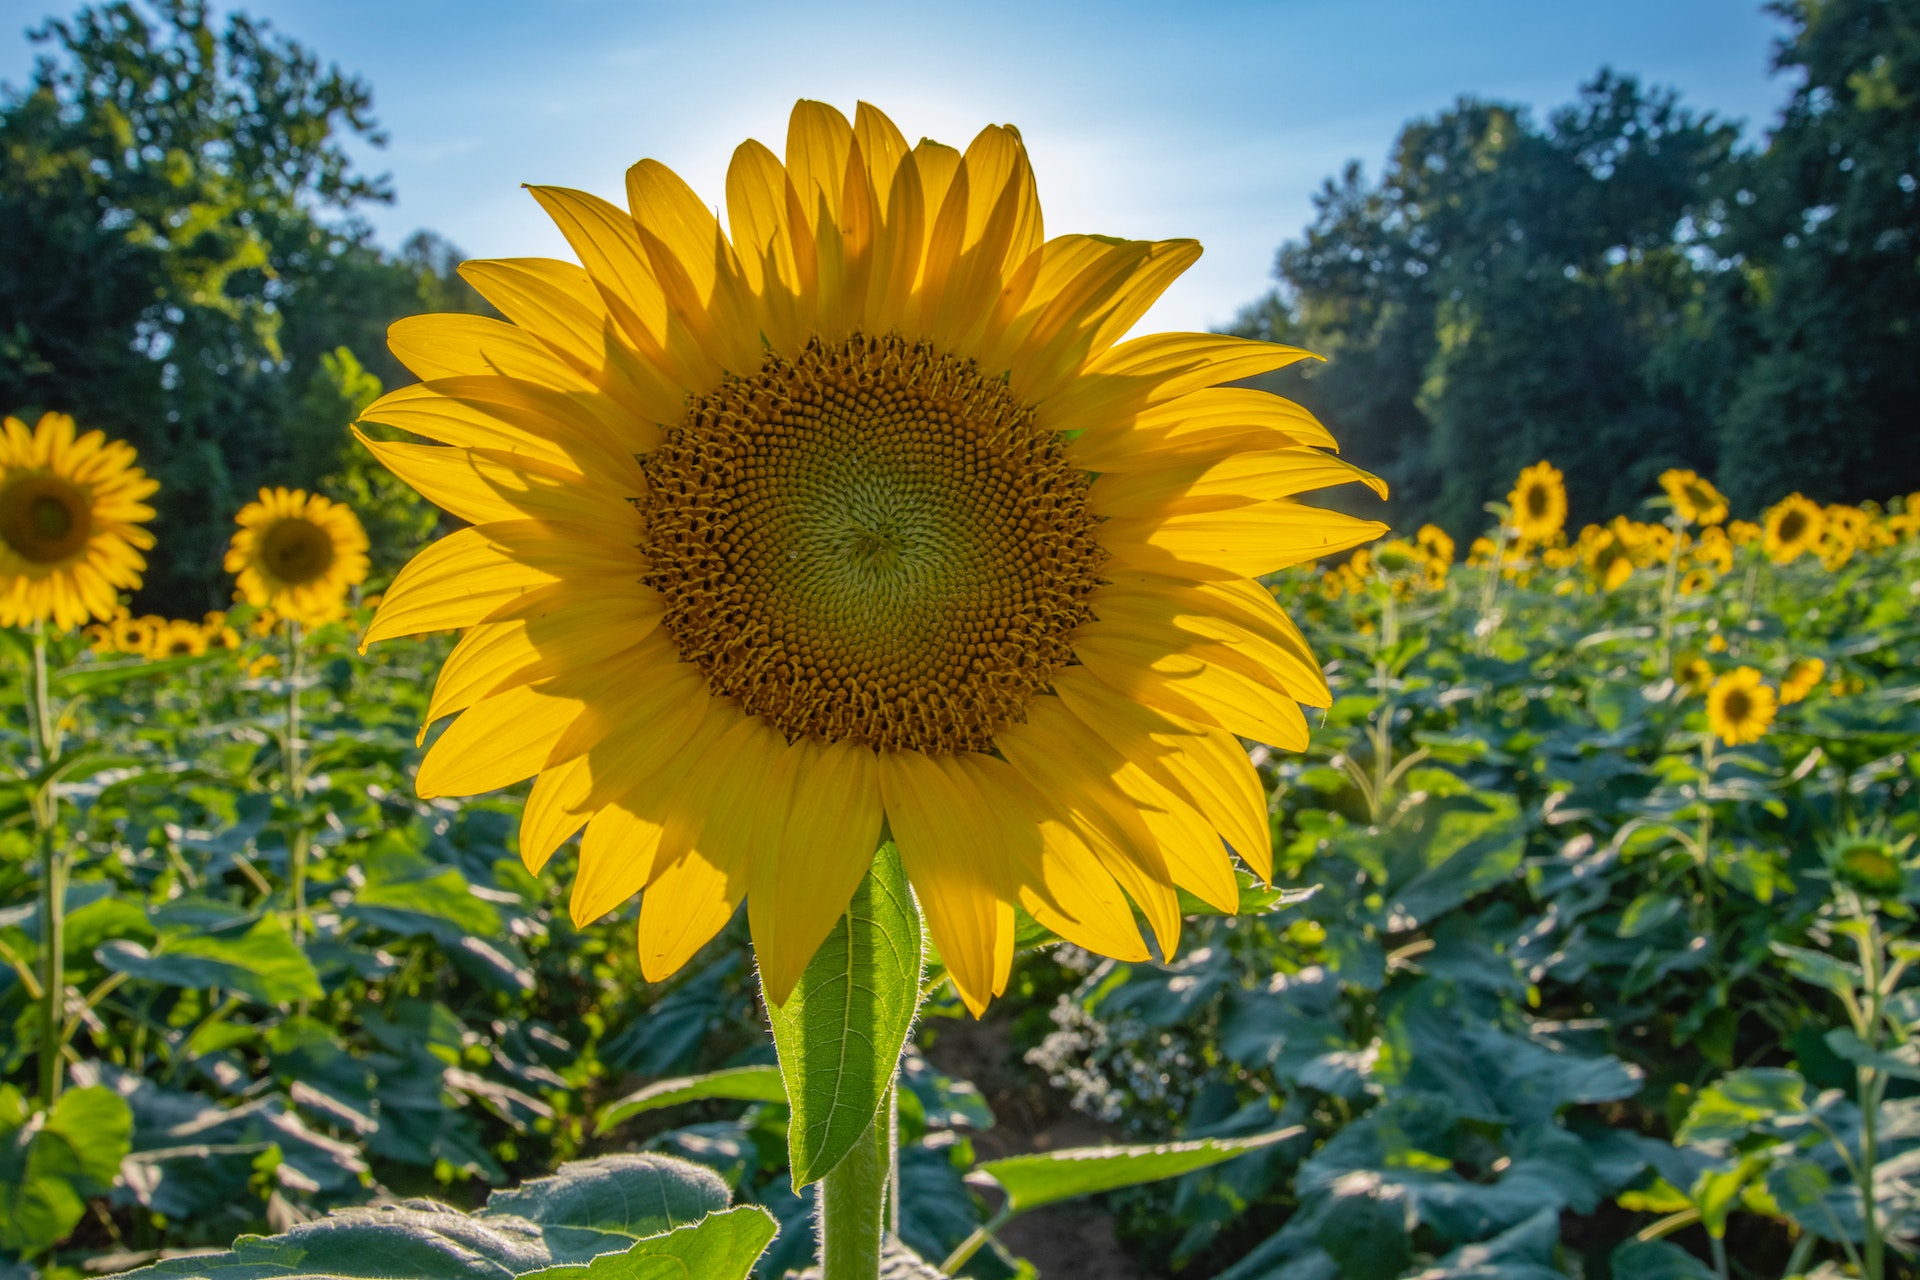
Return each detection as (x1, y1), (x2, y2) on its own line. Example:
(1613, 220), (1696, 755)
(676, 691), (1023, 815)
(97, 914), (322, 1004)
(518, 1206), (776, 1280)
(0, 1084), (134, 1256)
(976, 1126), (1303, 1215)
(595, 1066), (787, 1135)
(348, 847), (502, 943)
(119, 1154), (740, 1278)
(767, 842), (922, 1186)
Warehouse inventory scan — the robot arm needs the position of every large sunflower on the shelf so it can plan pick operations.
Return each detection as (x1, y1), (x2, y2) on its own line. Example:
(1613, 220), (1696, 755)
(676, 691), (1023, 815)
(358, 101), (1386, 1013)
(1508, 461), (1566, 545)
(0, 412), (157, 630)
(226, 488), (370, 625)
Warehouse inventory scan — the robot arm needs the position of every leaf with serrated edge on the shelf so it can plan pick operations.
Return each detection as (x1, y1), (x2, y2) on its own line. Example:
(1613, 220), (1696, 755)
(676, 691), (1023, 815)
(595, 1066), (787, 1134)
(766, 843), (922, 1186)
(517, 1205), (776, 1280)
(977, 1127), (1303, 1215)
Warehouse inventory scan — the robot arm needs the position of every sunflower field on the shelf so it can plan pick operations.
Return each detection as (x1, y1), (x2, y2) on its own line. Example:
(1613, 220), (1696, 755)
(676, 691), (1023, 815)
(1, 419), (1915, 1280)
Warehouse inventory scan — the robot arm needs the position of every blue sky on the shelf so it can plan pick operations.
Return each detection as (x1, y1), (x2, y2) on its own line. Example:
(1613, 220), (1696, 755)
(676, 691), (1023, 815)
(1, 0), (1792, 332)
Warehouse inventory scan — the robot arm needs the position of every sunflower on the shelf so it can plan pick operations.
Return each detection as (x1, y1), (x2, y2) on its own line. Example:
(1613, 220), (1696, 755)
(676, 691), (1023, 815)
(1659, 469), (1728, 526)
(0, 413), (158, 630)
(1508, 461), (1566, 545)
(1677, 656), (1714, 696)
(149, 617), (208, 658)
(1780, 656), (1825, 705)
(1727, 519), (1761, 546)
(1706, 666), (1776, 746)
(356, 101), (1387, 1013)
(226, 489), (370, 626)
(1580, 527), (1634, 592)
(1761, 494), (1823, 565)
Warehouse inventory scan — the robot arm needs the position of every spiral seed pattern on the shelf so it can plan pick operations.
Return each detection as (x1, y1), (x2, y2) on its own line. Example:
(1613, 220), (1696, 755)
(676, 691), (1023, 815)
(643, 332), (1105, 753)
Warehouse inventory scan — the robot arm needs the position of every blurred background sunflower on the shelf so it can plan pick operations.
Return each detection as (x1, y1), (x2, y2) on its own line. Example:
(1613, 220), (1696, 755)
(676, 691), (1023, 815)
(225, 488), (370, 625)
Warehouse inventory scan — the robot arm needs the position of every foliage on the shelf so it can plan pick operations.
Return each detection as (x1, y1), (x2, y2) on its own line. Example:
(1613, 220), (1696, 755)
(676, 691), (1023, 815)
(0, 0), (481, 610)
(1237, 0), (1920, 534)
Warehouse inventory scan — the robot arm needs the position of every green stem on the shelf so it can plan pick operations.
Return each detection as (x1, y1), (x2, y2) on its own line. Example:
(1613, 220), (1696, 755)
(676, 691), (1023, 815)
(1656, 515), (1684, 672)
(941, 1208), (1011, 1275)
(1475, 523), (1511, 652)
(284, 620), (308, 943)
(819, 1097), (890, 1280)
(30, 623), (65, 1106)
(1858, 915), (1885, 1280)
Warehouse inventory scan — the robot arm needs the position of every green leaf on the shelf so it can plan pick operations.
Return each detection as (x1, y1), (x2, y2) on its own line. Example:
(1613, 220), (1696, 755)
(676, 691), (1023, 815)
(1824, 1029), (1920, 1080)
(1176, 873), (1319, 918)
(517, 1205), (776, 1280)
(348, 847), (501, 943)
(480, 1153), (733, 1244)
(53, 652), (221, 696)
(1770, 942), (1861, 998)
(595, 1066), (787, 1135)
(767, 842), (922, 1186)
(976, 1126), (1302, 1216)
(0, 1084), (134, 1255)
(1676, 1068), (1807, 1145)
(98, 914), (322, 1004)
(1608, 1239), (1718, 1280)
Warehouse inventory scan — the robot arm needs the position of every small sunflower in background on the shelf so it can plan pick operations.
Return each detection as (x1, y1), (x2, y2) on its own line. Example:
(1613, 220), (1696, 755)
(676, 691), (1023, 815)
(1780, 656), (1825, 705)
(1508, 461), (1567, 545)
(226, 488), (369, 626)
(1659, 469), (1728, 526)
(1677, 656), (1714, 696)
(0, 412), (157, 630)
(356, 99), (1387, 1012)
(1706, 666), (1776, 746)
(1762, 493), (1823, 565)
(1727, 519), (1761, 546)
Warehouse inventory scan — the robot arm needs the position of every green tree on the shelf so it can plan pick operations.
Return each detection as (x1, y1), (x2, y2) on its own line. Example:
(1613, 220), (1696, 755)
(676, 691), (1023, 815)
(1238, 73), (1738, 534)
(1694, 0), (1920, 510)
(0, 0), (482, 610)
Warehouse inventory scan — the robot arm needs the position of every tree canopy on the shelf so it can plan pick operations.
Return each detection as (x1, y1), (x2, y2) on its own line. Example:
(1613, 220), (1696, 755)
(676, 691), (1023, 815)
(0, 0), (481, 609)
(1237, 0), (1920, 535)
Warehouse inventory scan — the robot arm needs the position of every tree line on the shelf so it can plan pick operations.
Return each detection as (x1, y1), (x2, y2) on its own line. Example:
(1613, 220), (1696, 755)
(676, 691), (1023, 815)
(1234, 0), (1919, 537)
(3, 0), (1915, 607)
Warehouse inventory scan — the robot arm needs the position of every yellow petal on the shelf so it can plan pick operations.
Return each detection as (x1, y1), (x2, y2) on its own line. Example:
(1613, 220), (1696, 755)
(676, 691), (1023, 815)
(355, 432), (637, 530)
(1072, 630), (1311, 753)
(1099, 501), (1389, 581)
(750, 739), (883, 1006)
(1088, 448), (1387, 520)
(1081, 589), (1322, 707)
(570, 701), (736, 925)
(626, 158), (763, 373)
(992, 699), (1183, 955)
(358, 376), (646, 485)
(1003, 238), (1200, 400)
(878, 749), (1004, 1016)
(639, 714), (789, 981)
(458, 256), (686, 430)
(1041, 334), (1317, 438)
(431, 592), (664, 737)
(1051, 667), (1272, 883)
(365, 521), (649, 645)
(1108, 574), (1330, 707)
(950, 753), (1147, 962)
(387, 313), (595, 390)
(1068, 386), (1338, 472)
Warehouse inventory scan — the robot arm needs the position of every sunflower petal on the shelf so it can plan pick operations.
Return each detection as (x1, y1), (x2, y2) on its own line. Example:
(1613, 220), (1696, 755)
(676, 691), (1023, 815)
(878, 749), (1004, 1016)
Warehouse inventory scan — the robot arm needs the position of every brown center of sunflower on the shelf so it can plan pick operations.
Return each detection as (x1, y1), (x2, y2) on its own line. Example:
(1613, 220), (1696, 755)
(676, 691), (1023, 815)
(642, 332), (1106, 754)
(1776, 510), (1806, 544)
(261, 518), (337, 586)
(0, 475), (93, 565)
(1525, 484), (1550, 518)
(1721, 688), (1751, 723)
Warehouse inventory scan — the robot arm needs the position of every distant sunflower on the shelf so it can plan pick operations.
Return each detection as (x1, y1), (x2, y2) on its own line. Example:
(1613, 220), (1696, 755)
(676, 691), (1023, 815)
(1659, 469), (1728, 526)
(1706, 666), (1775, 746)
(226, 489), (369, 626)
(1509, 461), (1566, 545)
(1762, 494), (1823, 565)
(357, 100), (1387, 1012)
(0, 413), (157, 630)
(1780, 657), (1825, 705)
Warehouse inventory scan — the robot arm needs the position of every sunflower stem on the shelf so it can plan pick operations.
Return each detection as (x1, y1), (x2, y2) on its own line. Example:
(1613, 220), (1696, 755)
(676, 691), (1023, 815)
(29, 622), (66, 1106)
(283, 620), (310, 951)
(1656, 513), (1684, 673)
(819, 1086), (891, 1280)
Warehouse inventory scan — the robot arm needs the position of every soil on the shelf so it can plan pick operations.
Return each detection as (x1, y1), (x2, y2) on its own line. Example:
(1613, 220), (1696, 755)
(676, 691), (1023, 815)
(918, 1011), (1154, 1280)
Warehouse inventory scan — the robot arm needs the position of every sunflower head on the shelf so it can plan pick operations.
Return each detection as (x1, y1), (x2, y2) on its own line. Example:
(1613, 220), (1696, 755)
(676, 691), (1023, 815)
(1762, 494), (1823, 565)
(1780, 656), (1826, 705)
(1508, 461), (1567, 545)
(354, 100), (1387, 1012)
(225, 488), (370, 626)
(1659, 469), (1728, 526)
(1706, 666), (1776, 746)
(0, 413), (158, 630)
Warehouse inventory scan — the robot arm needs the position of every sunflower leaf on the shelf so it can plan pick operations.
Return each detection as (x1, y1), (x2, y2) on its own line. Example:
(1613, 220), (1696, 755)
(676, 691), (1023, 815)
(974, 1126), (1304, 1216)
(595, 1065), (788, 1135)
(767, 842), (922, 1186)
(516, 1205), (776, 1280)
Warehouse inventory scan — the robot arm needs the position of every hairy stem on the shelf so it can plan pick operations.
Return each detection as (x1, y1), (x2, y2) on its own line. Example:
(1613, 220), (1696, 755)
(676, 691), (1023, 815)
(820, 1092), (890, 1280)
